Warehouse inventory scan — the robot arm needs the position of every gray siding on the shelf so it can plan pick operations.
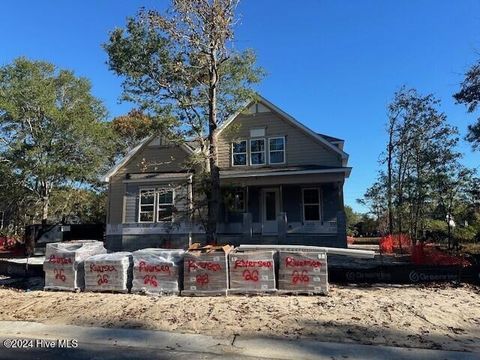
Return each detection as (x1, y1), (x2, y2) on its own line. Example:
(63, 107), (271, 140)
(123, 181), (190, 224)
(108, 137), (191, 225)
(217, 110), (343, 169)
(322, 183), (342, 222)
(125, 183), (138, 223)
(247, 187), (261, 222)
(282, 185), (302, 222)
(282, 184), (341, 224)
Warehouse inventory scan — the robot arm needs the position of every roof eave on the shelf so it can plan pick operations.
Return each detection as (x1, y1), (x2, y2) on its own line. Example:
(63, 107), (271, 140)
(220, 167), (352, 179)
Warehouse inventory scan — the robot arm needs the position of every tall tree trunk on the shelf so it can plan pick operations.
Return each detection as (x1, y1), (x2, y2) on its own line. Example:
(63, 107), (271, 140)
(206, 52), (220, 245)
(41, 182), (49, 223)
(447, 217), (452, 249)
(387, 127), (394, 235)
(396, 153), (405, 251)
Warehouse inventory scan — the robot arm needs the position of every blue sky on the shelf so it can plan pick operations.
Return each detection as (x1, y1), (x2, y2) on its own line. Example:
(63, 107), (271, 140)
(1, 0), (479, 212)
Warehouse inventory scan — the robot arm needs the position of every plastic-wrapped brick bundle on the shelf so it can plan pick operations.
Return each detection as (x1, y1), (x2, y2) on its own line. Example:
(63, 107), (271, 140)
(182, 244), (233, 296)
(228, 250), (276, 295)
(43, 240), (106, 291)
(132, 248), (185, 295)
(84, 252), (132, 293)
(278, 251), (328, 295)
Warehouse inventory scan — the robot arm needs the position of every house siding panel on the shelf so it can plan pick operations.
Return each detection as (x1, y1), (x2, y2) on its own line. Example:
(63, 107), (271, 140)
(108, 169), (127, 225)
(217, 112), (342, 169)
(124, 183), (138, 223)
(123, 182), (190, 225)
(248, 187), (261, 222)
(322, 183), (341, 222)
(107, 141), (191, 225)
(123, 145), (190, 174)
(282, 185), (302, 222)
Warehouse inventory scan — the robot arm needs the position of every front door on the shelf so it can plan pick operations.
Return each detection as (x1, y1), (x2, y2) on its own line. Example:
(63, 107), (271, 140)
(262, 188), (280, 234)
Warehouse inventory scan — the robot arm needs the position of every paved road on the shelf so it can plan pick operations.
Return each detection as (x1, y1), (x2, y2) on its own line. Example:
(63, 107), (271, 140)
(0, 342), (263, 360)
(0, 321), (477, 360)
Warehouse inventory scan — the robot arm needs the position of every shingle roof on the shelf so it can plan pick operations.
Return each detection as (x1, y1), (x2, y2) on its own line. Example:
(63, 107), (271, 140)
(316, 133), (344, 143)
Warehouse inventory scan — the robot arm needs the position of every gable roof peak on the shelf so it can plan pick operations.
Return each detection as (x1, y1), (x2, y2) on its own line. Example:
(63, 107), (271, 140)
(217, 94), (349, 161)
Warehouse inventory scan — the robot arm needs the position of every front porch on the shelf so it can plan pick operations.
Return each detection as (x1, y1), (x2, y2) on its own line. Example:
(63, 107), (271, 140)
(218, 181), (347, 248)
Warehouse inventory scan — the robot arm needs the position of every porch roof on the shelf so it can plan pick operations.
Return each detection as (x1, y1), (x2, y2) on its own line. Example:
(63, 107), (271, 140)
(220, 165), (351, 179)
(123, 172), (193, 183)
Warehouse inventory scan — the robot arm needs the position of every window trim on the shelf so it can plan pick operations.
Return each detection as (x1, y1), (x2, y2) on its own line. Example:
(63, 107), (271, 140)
(156, 188), (175, 223)
(138, 187), (176, 223)
(268, 136), (286, 165)
(138, 188), (156, 224)
(249, 138), (266, 166)
(302, 188), (322, 223)
(231, 139), (248, 167)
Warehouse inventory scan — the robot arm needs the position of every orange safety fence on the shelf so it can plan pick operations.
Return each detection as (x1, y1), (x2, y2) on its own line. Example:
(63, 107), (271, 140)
(380, 233), (471, 267)
(411, 243), (471, 267)
(379, 234), (411, 253)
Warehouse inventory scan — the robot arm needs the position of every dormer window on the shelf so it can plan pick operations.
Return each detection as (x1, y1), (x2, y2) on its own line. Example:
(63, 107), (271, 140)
(232, 140), (247, 166)
(250, 138), (265, 165)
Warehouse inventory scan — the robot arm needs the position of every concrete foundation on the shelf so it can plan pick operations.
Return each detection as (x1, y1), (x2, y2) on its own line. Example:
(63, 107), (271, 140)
(105, 233), (345, 251)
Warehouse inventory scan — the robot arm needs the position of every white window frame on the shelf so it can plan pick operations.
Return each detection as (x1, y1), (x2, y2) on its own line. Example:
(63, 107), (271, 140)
(268, 136), (286, 165)
(302, 188), (322, 223)
(138, 188), (156, 223)
(231, 139), (248, 167)
(249, 138), (266, 166)
(156, 188), (175, 223)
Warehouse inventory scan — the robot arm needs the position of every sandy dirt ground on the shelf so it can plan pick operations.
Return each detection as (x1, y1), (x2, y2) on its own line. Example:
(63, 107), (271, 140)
(0, 283), (479, 352)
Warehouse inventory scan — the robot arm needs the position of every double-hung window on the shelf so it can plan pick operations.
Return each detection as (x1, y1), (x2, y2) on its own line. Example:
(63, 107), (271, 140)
(231, 135), (286, 166)
(269, 137), (285, 164)
(232, 140), (247, 166)
(303, 188), (321, 222)
(139, 188), (174, 223)
(250, 138), (265, 165)
(139, 189), (156, 223)
(157, 189), (174, 222)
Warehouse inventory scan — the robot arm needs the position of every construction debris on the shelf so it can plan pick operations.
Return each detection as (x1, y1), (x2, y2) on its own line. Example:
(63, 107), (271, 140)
(132, 248), (185, 295)
(84, 252), (132, 293)
(181, 244), (233, 296)
(278, 251), (328, 295)
(228, 250), (277, 294)
(43, 240), (106, 291)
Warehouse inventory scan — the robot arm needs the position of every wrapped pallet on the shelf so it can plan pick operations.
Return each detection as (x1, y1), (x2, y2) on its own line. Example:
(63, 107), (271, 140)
(132, 248), (185, 295)
(228, 250), (277, 295)
(182, 244), (233, 296)
(278, 251), (328, 295)
(43, 240), (106, 291)
(84, 252), (132, 293)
